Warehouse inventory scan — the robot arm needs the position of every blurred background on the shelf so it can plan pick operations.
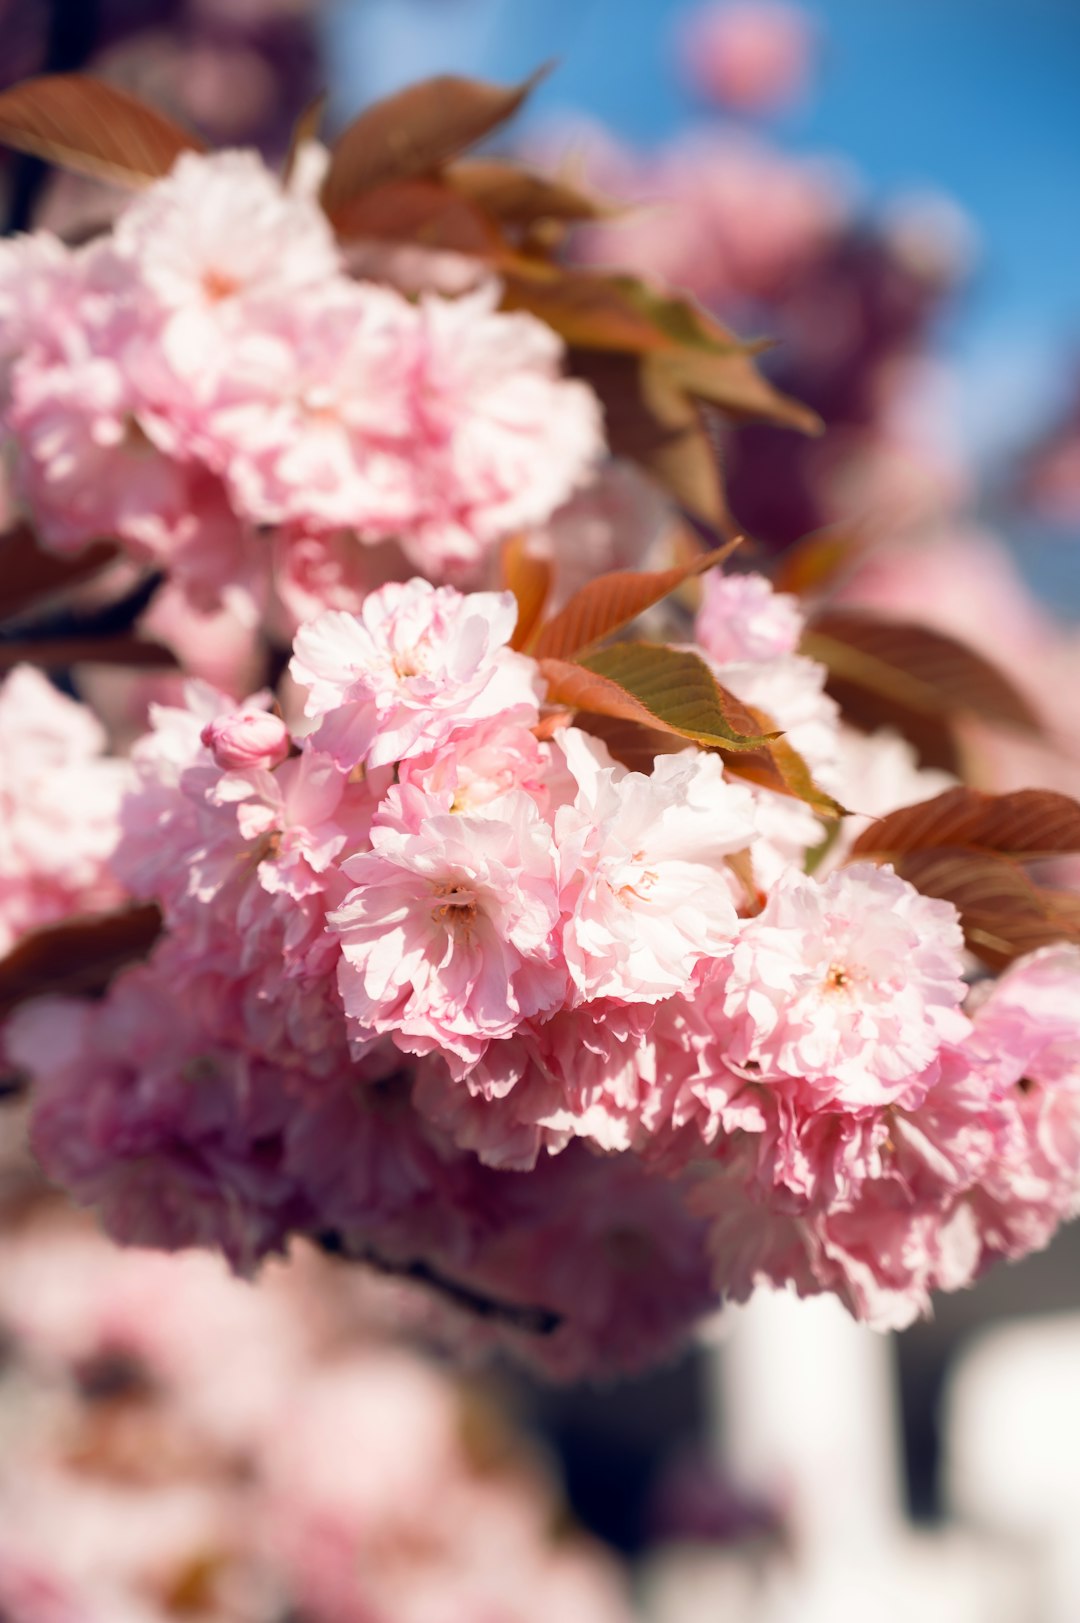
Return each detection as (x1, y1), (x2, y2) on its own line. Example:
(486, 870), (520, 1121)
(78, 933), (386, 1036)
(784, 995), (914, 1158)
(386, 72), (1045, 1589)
(3, 2), (1080, 1619)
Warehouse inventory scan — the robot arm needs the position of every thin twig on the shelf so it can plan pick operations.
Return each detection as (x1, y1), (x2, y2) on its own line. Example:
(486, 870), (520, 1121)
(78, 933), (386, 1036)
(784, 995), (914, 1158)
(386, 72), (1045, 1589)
(1, 568), (164, 645)
(315, 1230), (563, 1336)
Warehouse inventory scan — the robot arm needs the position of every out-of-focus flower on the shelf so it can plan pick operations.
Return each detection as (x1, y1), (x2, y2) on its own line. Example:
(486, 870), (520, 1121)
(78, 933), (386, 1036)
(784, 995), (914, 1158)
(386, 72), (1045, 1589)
(0, 666), (128, 956)
(675, 1), (819, 115)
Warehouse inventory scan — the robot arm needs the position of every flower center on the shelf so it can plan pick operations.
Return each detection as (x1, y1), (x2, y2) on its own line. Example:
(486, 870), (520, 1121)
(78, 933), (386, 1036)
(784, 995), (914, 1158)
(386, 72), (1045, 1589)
(618, 851), (659, 904)
(431, 880), (480, 934)
(822, 960), (855, 994)
(201, 267), (240, 302)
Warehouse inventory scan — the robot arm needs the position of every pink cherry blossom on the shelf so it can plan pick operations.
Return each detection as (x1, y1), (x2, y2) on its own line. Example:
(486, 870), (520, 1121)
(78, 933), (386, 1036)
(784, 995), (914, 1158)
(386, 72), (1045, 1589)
(466, 1148), (717, 1381)
(170, 277), (419, 527)
(695, 569), (804, 665)
(398, 714), (551, 813)
(964, 944), (1080, 1258)
(0, 232), (73, 398)
(290, 579), (540, 770)
(397, 281), (605, 577)
(555, 730), (757, 1002)
(676, 1), (819, 115)
(271, 525), (409, 633)
(721, 863), (971, 1106)
(708, 647), (842, 784)
(2, 241), (191, 555)
(0, 666), (129, 955)
(413, 998), (667, 1169)
(112, 682), (374, 1072)
(113, 147), (341, 386)
(7, 970), (302, 1271)
(332, 783), (565, 1070)
(200, 702), (290, 771)
(544, 120), (847, 308)
(690, 1044), (1007, 1328)
(0, 1214), (635, 1623)
(523, 460), (673, 608)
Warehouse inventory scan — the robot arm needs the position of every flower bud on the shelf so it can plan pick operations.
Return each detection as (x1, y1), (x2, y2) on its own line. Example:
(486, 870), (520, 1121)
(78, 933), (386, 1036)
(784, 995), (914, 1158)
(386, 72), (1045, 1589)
(200, 708), (290, 771)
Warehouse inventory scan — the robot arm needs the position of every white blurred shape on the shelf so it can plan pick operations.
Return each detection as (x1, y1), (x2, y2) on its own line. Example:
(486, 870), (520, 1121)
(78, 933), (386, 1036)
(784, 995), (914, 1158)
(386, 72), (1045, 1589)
(712, 1288), (904, 1558)
(642, 1534), (1034, 1623)
(944, 1312), (1080, 1623)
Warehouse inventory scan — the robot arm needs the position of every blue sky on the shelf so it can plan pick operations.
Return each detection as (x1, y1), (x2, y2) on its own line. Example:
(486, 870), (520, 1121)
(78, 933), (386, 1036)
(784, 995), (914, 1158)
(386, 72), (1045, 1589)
(325, 0), (1080, 464)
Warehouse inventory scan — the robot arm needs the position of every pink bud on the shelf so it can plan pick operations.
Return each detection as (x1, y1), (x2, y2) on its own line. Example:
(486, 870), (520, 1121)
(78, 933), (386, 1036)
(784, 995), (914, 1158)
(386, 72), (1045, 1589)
(200, 708), (290, 771)
(677, 2), (817, 116)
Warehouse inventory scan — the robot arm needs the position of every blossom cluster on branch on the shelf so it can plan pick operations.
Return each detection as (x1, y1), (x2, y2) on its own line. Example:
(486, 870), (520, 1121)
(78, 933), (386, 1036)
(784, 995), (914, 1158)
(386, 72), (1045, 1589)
(0, 147), (602, 622)
(7, 560), (1080, 1376)
(1, 66), (1080, 1382)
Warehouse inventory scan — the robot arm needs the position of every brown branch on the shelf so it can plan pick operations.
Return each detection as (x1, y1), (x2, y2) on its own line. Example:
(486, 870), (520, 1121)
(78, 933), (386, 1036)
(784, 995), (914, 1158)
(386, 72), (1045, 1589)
(314, 1230), (562, 1336)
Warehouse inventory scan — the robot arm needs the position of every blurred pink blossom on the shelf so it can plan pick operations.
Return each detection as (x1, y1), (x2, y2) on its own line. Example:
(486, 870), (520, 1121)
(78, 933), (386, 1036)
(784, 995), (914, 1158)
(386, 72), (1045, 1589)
(675, 1), (819, 115)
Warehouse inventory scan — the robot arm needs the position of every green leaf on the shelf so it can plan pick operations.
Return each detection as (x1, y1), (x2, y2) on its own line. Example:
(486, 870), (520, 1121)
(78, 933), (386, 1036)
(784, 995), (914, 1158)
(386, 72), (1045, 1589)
(719, 723), (846, 819)
(605, 275), (768, 355)
(572, 642), (774, 749)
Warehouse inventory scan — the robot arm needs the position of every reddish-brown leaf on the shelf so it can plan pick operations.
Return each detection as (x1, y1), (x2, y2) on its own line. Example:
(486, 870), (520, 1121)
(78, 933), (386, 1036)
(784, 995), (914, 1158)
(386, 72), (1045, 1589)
(445, 158), (611, 225)
(0, 528), (119, 624)
(531, 542), (740, 663)
(771, 526), (867, 599)
(0, 904), (162, 1018)
(568, 351), (731, 528)
(501, 535), (552, 652)
(540, 656), (675, 733)
(572, 713), (689, 773)
(659, 348), (822, 436)
(851, 786), (1080, 864)
(0, 635), (177, 671)
(0, 74), (204, 186)
(885, 851), (1080, 970)
(803, 612), (1040, 773)
(849, 786), (1080, 968)
(576, 707), (842, 817)
(330, 177), (505, 255)
(719, 720), (845, 818)
(320, 69), (547, 220)
(500, 269), (677, 352)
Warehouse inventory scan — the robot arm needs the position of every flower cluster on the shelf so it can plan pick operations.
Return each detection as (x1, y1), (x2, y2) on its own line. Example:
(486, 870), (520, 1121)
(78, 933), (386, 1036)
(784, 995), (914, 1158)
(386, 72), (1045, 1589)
(0, 665), (129, 958)
(0, 1213), (632, 1623)
(9, 567), (1080, 1371)
(0, 149), (603, 621)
